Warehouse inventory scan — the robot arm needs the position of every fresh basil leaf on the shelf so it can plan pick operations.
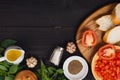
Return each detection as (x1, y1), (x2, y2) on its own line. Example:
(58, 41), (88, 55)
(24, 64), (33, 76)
(5, 76), (14, 80)
(8, 75), (15, 79)
(58, 75), (67, 80)
(41, 60), (46, 69)
(17, 65), (23, 71)
(48, 66), (56, 75)
(1, 39), (17, 48)
(56, 69), (63, 74)
(0, 61), (11, 68)
(36, 69), (42, 79)
(40, 60), (50, 80)
(43, 77), (51, 80)
(37, 69), (41, 75)
(0, 65), (7, 71)
(37, 60), (67, 80)
(0, 69), (7, 76)
(9, 65), (18, 74)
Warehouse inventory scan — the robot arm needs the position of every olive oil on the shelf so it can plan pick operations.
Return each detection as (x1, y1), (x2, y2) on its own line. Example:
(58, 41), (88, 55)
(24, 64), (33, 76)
(6, 49), (22, 61)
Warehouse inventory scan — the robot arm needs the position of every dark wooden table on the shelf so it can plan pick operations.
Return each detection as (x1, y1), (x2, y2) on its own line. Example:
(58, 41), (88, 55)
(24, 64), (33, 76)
(0, 0), (119, 80)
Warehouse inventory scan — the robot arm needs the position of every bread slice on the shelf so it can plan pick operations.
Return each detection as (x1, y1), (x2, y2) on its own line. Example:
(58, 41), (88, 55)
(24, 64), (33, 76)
(112, 3), (120, 25)
(103, 26), (120, 44)
(96, 15), (114, 31)
(91, 45), (120, 80)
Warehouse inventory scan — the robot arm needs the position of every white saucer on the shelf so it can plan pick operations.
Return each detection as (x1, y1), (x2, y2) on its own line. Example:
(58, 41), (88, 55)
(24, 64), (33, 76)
(63, 56), (88, 80)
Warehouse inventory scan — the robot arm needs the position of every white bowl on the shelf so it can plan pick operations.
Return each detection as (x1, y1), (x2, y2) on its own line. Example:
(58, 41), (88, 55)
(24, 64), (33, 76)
(63, 56), (88, 80)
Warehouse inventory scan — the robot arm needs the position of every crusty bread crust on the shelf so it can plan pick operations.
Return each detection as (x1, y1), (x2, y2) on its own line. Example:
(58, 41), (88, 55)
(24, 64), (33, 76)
(112, 4), (120, 25)
(112, 12), (120, 25)
(103, 29), (110, 43)
(91, 46), (120, 80)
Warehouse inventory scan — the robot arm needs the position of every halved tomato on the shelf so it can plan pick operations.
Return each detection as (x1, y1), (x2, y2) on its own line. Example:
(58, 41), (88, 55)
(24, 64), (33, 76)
(82, 30), (97, 48)
(98, 44), (115, 60)
(15, 70), (38, 80)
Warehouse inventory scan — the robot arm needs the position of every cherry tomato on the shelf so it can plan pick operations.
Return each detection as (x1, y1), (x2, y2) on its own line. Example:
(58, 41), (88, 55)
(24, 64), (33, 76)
(98, 44), (115, 60)
(95, 46), (120, 80)
(82, 30), (97, 48)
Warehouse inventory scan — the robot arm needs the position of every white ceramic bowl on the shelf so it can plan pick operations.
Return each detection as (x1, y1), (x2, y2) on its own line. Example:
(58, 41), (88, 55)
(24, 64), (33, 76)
(63, 56), (88, 80)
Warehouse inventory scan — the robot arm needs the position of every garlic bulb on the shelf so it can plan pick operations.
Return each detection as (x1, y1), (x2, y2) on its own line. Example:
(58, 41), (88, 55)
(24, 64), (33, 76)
(26, 57), (37, 68)
(66, 42), (76, 54)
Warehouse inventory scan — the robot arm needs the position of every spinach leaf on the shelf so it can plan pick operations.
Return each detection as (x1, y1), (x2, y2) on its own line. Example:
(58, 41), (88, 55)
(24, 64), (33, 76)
(0, 39), (17, 48)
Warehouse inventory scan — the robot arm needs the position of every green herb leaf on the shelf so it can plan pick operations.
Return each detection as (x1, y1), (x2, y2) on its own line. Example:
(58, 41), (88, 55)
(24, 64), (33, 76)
(0, 69), (7, 76)
(36, 69), (42, 79)
(48, 66), (56, 75)
(36, 60), (67, 80)
(0, 39), (17, 48)
(41, 60), (46, 69)
(5, 76), (14, 80)
(58, 75), (67, 80)
(56, 69), (63, 74)
(17, 65), (24, 71)
(0, 61), (12, 68)
(0, 65), (7, 71)
(9, 65), (18, 74)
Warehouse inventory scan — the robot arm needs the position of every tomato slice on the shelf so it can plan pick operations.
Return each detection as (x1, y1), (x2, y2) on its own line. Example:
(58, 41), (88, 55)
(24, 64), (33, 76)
(98, 44), (115, 60)
(82, 30), (97, 48)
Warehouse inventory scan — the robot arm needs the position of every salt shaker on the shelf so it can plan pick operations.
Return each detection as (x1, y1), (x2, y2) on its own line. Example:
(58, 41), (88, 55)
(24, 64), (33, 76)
(50, 46), (64, 66)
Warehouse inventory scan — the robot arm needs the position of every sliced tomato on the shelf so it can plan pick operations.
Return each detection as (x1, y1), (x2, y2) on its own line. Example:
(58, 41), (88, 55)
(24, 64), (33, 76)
(82, 30), (97, 48)
(98, 44), (115, 60)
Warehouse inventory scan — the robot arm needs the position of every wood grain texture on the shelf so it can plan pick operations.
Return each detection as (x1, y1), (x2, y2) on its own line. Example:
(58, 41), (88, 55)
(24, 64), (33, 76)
(76, 3), (117, 64)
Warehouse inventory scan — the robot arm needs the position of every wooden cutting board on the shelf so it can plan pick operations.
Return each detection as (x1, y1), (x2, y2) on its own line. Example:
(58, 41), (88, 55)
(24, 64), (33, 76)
(76, 3), (117, 64)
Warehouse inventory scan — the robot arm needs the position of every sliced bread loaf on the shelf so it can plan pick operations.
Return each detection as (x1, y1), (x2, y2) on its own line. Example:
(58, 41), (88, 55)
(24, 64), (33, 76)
(96, 15), (114, 31)
(103, 26), (120, 44)
(112, 3), (120, 25)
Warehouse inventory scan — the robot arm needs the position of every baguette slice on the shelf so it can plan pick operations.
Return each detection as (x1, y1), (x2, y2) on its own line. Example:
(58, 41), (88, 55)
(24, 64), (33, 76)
(103, 26), (120, 44)
(112, 3), (120, 25)
(96, 15), (114, 31)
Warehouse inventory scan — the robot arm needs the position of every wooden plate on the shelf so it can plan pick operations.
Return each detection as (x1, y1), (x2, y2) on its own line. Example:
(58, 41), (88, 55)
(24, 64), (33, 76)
(76, 3), (118, 64)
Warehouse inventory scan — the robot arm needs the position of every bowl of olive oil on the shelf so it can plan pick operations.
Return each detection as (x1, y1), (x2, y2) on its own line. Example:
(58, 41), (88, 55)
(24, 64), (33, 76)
(0, 46), (25, 64)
